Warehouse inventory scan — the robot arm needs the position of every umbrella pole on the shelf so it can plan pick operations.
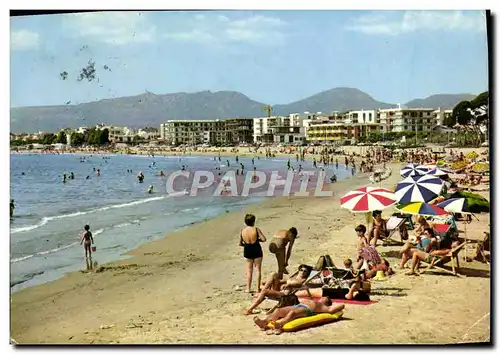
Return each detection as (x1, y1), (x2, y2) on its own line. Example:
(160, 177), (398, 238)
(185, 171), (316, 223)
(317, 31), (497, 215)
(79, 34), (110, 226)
(463, 219), (469, 261)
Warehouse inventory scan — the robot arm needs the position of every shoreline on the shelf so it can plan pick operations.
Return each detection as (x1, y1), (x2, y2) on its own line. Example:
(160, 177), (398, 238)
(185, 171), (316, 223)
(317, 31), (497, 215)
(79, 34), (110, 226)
(9, 153), (361, 293)
(10, 160), (490, 344)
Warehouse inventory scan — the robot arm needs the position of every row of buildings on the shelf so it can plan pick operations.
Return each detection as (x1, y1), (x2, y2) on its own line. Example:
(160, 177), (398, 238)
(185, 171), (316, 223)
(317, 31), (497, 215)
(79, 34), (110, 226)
(11, 125), (160, 144)
(159, 106), (454, 146)
(11, 106), (454, 147)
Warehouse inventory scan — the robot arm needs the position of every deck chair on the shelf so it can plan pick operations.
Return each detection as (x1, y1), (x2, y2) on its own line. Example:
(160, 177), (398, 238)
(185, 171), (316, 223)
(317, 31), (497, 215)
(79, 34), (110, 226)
(475, 232), (490, 264)
(392, 212), (415, 230)
(420, 242), (466, 277)
(305, 267), (355, 288)
(380, 216), (406, 246)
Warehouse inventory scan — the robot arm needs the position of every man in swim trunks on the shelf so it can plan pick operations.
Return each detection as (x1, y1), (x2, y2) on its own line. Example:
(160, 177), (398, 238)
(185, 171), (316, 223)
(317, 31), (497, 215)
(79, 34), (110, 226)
(253, 298), (344, 333)
(269, 227), (298, 276)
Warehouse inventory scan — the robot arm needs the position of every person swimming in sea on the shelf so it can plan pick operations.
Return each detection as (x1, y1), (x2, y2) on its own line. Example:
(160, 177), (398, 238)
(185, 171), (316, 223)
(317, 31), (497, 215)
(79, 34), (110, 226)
(70, 172), (75, 180)
(80, 224), (94, 259)
(62, 173), (67, 183)
(137, 171), (144, 183)
(227, 160), (230, 167)
(147, 185), (154, 194)
(86, 175), (90, 179)
(10, 199), (15, 218)
(96, 169), (100, 177)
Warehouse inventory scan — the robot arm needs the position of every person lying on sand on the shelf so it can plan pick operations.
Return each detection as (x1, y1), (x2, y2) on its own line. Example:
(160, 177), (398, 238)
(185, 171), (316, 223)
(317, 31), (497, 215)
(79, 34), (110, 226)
(243, 266), (312, 315)
(253, 298), (345, 334)
(295, 278), (371, 301)
(268, 227), (298, 276)
(405, 229), (458, 276)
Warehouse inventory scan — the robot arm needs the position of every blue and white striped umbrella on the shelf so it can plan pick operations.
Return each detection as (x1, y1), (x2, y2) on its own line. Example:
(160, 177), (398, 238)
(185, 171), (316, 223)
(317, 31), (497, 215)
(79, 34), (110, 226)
(436, 198), (471, 214)
(427, 167), (448, 177)
(395, 174), (443, 204)
(400, 164), (430, 178)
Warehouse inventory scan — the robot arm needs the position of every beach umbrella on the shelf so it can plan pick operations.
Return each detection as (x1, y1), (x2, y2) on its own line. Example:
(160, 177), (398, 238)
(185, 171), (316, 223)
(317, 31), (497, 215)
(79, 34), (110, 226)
(395, 174), (443, 204)
(436, 198), (471, 214)
(466, 151), (479, 159)
(427, 167), (448, 177)
(449, 191), (490, 213)
(340, 186), (396, 213)
(400, 164), (430, 178)
(396, 202), (449, 217)
(472, 162), (489, 173)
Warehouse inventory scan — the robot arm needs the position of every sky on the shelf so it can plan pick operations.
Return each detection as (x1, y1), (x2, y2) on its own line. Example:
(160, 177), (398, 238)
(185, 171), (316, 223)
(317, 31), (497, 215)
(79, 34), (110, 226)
(10, 10), (489, 108)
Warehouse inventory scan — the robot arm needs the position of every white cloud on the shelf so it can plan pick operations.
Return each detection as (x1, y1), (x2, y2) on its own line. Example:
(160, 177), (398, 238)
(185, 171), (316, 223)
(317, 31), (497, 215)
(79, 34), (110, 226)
(346, 11), (486, 35)
(11, 30), (39, 50)
(66, 11), (156, 45)
(164, 13), (287, 46)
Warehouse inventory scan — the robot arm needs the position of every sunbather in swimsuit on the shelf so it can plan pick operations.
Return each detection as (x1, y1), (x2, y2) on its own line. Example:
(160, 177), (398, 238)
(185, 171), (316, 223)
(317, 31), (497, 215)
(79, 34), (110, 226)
(253, 298), (345, 333)
(240, 234), (263, 259)
(293, 303), (315, 316)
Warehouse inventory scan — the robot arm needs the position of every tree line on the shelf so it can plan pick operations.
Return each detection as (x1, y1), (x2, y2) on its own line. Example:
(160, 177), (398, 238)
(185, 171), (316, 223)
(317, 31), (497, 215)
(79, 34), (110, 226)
(11, 128), (110, 146)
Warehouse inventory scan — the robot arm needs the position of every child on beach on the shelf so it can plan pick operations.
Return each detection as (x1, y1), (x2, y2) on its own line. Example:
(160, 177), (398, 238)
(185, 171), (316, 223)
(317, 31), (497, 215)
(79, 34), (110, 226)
(80, 225), (94, 259)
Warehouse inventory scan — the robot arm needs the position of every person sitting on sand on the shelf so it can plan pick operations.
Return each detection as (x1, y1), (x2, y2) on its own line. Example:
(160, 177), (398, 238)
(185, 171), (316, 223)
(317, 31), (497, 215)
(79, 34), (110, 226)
(343, 258), (353, 271)
(405, 228), (457, 276)
(253, 298), (345, 334)
(243, 266), (313, 315)
(399, 227), (436, 269)
(239, 214), (266, 293)
(269, 227), (299, 276)
(80, 224), (94, 259)
(244, 264), (312, 315)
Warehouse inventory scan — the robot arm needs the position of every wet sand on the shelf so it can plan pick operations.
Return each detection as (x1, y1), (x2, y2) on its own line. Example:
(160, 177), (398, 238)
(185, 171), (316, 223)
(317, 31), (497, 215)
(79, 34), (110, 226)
(10, 160), (490, 344)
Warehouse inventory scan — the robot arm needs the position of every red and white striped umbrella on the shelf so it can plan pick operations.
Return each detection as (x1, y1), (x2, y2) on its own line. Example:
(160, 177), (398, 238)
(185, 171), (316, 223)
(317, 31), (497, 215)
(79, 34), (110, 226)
(340, 186), (396, 213)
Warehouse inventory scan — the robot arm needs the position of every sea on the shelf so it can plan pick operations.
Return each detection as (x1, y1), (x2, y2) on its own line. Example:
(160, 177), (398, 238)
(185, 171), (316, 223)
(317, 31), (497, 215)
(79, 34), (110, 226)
(10, 153), (352, 292)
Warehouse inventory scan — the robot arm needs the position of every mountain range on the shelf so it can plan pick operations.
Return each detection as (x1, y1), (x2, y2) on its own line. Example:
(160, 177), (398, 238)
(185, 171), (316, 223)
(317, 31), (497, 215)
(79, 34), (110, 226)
(10, 87), (476, 133)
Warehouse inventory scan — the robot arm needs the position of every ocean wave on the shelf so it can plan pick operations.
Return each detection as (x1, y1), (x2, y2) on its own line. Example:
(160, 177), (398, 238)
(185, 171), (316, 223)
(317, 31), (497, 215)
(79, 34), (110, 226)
(10, 196), (170, 234)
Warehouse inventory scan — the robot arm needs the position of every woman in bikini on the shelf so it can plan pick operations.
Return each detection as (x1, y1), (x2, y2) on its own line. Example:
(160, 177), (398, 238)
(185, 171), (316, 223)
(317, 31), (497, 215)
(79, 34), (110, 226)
(80, 224), (94, 258)
(239, 214), (266, 293)
(268, 227), (298, 276)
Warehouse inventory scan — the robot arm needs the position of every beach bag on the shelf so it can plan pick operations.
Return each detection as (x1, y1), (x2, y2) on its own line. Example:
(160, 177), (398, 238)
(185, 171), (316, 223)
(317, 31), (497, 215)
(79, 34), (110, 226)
(314, 255), (335, 271)
(91, 246), (97, 252)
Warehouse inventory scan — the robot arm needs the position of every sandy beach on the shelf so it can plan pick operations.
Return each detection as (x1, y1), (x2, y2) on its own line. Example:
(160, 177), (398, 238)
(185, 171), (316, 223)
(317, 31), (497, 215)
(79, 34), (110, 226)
(10, 153), (491, 344)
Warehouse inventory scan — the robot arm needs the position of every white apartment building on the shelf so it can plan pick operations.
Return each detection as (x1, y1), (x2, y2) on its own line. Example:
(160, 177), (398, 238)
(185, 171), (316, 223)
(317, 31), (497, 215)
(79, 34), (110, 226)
(344, 110), (379, 124)
(433, 108), (453, 126)
(105, 126), (136, 143)
(137, 128), (160, 141)
(379, 107), (437, 132)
